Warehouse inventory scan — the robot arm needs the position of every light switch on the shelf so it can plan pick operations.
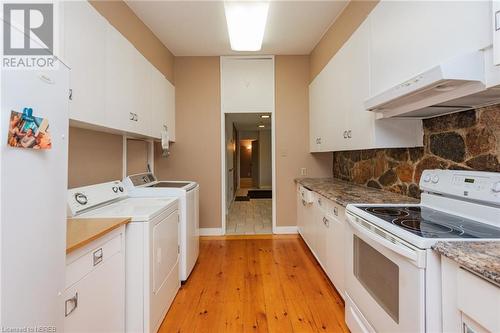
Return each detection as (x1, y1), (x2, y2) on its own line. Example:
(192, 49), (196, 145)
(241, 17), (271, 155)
(300, 168), (307, 176)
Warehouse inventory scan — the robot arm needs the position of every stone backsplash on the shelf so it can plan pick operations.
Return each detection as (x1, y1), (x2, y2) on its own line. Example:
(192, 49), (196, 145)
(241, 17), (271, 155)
(332, 105), (500, 199)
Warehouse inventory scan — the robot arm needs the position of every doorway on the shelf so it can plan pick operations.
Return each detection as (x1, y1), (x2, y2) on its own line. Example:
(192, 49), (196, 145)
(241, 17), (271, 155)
(223, 113), (273, 235)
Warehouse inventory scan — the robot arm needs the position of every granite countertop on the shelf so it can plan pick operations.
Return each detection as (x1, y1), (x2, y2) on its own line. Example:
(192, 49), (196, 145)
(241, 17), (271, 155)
(67, 217), (130, 254)
(433, 241), (500, 286)
(295, 177), (419, 207)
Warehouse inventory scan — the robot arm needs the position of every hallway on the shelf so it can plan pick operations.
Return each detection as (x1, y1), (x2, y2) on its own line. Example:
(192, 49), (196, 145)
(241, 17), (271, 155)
(158, 235), (348, 333)
(226, 198), (272, 234)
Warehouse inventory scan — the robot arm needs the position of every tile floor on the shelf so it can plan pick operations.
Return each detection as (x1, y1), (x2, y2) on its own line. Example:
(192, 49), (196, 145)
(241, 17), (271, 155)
(226, 198), (272, 235)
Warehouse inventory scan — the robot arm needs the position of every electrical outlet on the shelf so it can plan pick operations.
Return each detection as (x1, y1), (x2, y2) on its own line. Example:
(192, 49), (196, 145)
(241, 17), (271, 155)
(300, 168), (307, 176)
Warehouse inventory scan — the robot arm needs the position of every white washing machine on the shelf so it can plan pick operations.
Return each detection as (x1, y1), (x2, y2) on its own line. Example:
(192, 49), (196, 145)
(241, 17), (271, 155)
(68, 181), (180, 333)
(123, 173), (199, 281)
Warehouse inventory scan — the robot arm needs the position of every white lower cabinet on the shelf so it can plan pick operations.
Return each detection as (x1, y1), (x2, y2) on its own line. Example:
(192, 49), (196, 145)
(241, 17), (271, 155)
(64, 226), (125, 332)
(296, 185), (345, 298)
(441, 257), (500, 333)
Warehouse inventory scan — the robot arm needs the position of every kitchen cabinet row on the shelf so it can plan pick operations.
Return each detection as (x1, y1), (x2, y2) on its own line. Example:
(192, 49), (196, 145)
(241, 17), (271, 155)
(61, 1), (175, 141)
(296, 185), (345, 298)
(309, 0), (491, 152)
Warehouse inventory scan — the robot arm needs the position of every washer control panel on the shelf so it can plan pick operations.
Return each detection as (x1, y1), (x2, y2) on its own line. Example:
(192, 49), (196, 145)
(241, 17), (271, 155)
(67, 181), (127, 216)
(420, 169), (500, 205)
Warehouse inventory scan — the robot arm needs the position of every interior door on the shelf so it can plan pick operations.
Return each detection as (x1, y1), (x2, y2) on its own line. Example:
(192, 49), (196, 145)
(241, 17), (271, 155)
(233, 125), (238, 197)
(251, 140), (259, 188)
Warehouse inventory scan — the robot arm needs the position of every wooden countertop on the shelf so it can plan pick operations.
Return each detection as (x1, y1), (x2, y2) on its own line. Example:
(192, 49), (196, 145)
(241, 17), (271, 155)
(66, 217), (130, 254)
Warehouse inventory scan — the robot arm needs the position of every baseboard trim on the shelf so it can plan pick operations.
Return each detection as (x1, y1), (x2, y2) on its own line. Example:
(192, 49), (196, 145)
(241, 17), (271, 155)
(199, 227), (224, 236)
(274, 226), (298, 234)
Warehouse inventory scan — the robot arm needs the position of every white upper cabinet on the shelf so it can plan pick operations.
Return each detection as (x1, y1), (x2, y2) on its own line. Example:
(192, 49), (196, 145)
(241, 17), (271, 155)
(104, 23), (134, 132)
(309, 19), (423, 153)
(62, 1), (175, 140)
(131, 50), (153, 136)
(62, 1), (107, 127)
(370, 0), (491, 96)
(152, 69), (176, 141)
(221, 57), (274, 113)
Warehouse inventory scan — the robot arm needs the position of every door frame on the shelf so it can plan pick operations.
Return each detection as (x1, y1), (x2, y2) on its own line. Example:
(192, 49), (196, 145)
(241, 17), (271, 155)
(220, 55), (276, 235)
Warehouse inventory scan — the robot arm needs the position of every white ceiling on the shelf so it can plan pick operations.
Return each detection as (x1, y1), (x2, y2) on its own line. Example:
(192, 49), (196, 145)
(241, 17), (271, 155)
(227, 113), (271, 131)
(125, 1), (348, 56)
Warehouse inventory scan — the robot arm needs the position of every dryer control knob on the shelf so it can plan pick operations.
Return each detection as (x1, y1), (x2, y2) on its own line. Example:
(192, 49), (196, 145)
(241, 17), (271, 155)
(112, 186), (118, 193)
(75, 193), (88, 205)
(119, 186), (124, 192)
(492, 181), (500, 193)
(432, 175), (440, 184)
(423, 175), (431, 183)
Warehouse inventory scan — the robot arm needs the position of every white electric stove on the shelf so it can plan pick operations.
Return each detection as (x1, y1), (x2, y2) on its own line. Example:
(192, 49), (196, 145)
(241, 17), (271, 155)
(344, 169), (500, 333)
(68, 181), (180, 333)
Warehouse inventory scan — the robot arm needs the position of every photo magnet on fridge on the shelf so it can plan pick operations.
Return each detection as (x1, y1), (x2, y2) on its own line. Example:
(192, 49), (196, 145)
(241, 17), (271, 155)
(7, 108), (52, 149)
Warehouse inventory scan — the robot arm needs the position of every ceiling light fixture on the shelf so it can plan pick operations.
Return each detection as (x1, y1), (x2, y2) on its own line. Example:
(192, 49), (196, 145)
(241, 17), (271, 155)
(260, 115), (270, 119)
(224, 1), (269, 52)
(258, 124), (265, 128)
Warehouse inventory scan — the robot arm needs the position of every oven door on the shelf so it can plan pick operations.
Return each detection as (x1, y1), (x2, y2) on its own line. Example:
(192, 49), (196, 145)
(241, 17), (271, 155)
(345, 211), (427, 333)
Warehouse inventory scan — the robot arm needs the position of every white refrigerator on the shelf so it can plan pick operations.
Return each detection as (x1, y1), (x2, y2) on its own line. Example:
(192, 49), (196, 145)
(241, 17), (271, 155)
(1, 61), (69, 330)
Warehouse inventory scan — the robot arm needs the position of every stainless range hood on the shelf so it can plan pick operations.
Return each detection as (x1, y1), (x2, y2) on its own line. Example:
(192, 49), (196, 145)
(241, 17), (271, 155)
(365, 51), (500, 119)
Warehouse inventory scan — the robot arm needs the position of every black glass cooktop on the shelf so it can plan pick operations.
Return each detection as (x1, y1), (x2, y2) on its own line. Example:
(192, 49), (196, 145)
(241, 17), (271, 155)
(361, 206), (500, 239)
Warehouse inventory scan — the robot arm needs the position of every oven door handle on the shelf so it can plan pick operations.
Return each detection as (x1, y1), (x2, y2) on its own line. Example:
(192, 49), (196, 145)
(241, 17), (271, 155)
(347, 213), (426, 268)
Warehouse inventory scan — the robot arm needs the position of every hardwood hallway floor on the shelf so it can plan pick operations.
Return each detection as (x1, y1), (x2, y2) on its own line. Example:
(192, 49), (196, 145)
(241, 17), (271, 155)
(158, 235), (349, 333)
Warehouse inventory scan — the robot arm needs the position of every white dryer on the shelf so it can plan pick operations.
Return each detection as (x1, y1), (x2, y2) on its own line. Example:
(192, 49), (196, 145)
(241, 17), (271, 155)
(68, 181), (180, 333)
(123, 173), (199, 281)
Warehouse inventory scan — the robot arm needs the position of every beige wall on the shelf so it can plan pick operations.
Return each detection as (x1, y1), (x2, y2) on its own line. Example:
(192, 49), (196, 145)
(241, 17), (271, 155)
(154, 57), (222, 229)
(89, 0), (175, 84)
(275, 56), (333, 226)
(153, 55), (332, 229)
(309, 0), (379, 82)
(68, 127), (123, 188)
(126, 139), (149, 176)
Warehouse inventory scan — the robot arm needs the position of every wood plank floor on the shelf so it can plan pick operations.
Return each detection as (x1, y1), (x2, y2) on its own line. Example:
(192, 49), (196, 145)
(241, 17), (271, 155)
(158, 235), (348, 333)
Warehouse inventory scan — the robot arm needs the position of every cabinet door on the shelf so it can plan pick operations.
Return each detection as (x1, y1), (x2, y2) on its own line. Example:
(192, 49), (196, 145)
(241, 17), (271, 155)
(64, 253), (125, 332)
(370, 1), (491, 96)
(152, 70), (175, 141)
(104, 24), (133, 132)
(132, 50), (153, 136)
(309, 51), (347, 152)
(345, 20), (375, 150)
(325, 206), (345, 298)
(63, 1), (106, 126)
(221, 57), (274, 113)
(315, 197), (327, 266)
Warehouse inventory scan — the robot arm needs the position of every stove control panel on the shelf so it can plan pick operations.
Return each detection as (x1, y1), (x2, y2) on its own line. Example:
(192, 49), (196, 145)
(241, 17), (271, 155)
(67, 181), (128, 216)
(420, 170), (500, 205)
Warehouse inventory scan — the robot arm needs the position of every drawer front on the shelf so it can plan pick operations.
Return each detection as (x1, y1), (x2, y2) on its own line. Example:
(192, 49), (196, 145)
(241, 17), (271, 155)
(66, 228), (123, 289)
(316, 194), (345, 221)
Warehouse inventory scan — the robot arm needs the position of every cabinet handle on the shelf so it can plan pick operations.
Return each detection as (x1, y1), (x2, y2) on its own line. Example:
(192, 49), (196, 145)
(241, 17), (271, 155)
(347, 130), (352, 139)
(68, 89), (73, 101)
(302, 199), (306, 206)
(317, 197), (322, 206)
(323, 217), (330, 227)
(343, 131), (348, 139)
(130, 112), (135, 121)
(93, 248), (103, 266)
(134, 113), (139, 122)
(333, 207), (338, 216)
(65, 292), (78, 317)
